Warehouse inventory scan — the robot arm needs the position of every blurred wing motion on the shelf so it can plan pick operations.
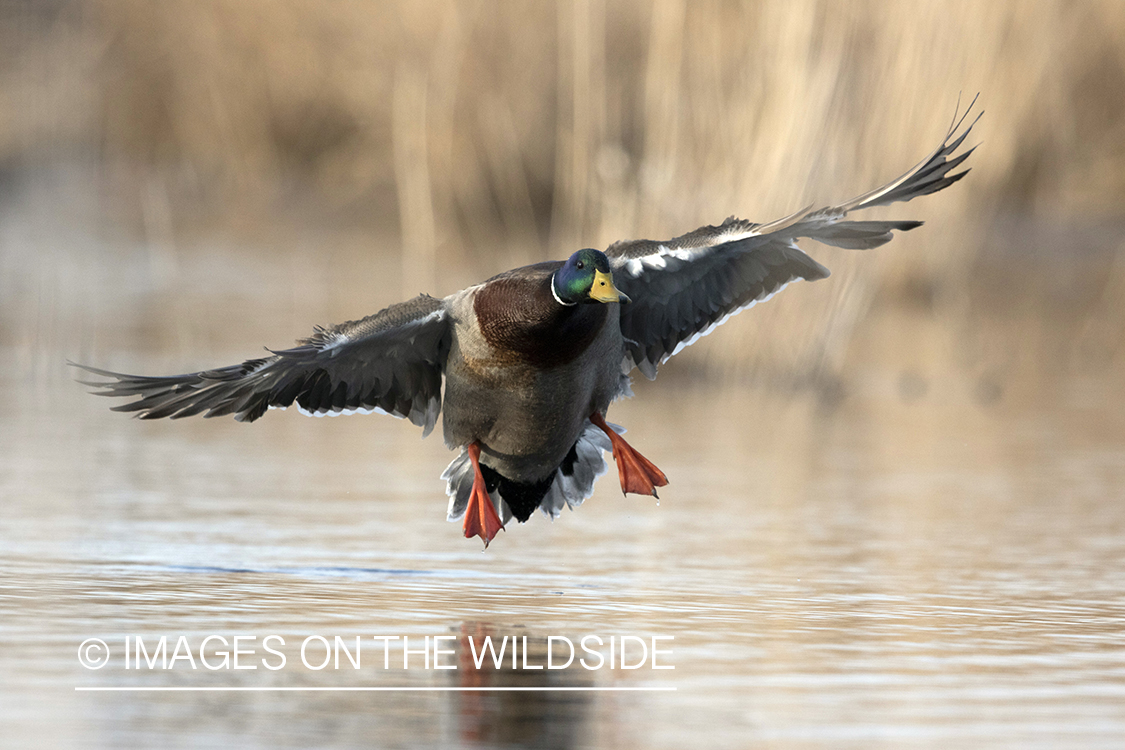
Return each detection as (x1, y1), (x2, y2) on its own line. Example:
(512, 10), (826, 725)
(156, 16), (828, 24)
(609, 95), (981, 379)
(73, 294), (451, 435)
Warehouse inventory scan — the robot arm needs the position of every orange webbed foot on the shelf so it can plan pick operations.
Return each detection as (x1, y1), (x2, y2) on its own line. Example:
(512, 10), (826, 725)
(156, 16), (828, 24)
(461, 442), (505, 548)
(590, 412), (669, 497)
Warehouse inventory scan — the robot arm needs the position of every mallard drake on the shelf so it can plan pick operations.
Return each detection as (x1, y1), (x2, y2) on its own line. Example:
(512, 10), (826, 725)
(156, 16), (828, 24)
(76, 100), (979, 547)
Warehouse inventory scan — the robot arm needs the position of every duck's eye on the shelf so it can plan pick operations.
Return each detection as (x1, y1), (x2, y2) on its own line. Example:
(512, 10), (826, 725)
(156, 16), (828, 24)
(576, 261), (585, 270)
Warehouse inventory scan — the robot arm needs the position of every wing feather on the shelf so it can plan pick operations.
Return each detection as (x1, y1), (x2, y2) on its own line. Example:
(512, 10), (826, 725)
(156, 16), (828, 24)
(74, 294), (451, 436)
(609, 96), (980, 378)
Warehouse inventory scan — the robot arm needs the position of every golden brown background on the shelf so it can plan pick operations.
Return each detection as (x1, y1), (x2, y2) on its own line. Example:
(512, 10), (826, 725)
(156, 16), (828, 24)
(4, 0), (1123, 392)
(4, 4), (1125, 748)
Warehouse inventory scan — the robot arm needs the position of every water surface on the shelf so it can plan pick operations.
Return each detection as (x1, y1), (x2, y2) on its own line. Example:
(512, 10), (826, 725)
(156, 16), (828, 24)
(3, 344), (1124, 748)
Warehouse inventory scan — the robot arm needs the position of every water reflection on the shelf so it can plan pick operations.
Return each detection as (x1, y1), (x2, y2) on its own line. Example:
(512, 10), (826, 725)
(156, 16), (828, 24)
(454, 623), (594, 749)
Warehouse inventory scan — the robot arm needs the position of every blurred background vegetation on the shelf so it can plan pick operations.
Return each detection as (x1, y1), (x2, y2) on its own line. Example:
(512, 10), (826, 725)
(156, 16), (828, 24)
(2, 0), (1124, 401)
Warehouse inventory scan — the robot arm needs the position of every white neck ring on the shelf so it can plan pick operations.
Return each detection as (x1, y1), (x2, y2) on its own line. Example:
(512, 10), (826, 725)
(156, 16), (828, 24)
(550, 272), (577, 306)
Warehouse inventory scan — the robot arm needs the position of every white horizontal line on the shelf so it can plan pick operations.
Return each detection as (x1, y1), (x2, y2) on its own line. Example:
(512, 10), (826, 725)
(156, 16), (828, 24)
(75, 686), (676, 692)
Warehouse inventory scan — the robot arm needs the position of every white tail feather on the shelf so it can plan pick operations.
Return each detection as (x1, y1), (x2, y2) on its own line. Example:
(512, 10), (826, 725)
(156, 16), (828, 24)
(444, 420), (613, 523)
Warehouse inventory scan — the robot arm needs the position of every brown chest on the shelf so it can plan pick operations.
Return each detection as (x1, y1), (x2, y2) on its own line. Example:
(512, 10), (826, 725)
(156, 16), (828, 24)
(472, 278), (609, 370)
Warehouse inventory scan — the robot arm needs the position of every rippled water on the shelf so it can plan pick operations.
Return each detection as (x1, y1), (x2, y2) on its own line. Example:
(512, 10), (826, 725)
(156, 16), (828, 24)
(2, 185), (1124, 747)
(3, 338), (1124, 748)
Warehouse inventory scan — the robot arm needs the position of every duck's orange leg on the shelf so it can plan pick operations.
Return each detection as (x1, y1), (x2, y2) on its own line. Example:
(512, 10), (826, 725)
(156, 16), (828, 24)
(590, 412), (668, 497)
(462, 442), (505, 547)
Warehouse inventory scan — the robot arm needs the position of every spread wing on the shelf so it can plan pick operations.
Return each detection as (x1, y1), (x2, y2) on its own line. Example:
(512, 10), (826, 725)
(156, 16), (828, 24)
(609, 96), (981, 379)
(74, 294), (452, 436)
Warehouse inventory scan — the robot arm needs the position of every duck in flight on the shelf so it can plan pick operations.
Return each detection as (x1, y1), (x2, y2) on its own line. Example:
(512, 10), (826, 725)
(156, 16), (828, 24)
(76, 99), (980, 548)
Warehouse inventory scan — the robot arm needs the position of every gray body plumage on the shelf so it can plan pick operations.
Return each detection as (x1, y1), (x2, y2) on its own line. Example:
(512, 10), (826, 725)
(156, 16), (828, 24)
(441, 272), (627, 482)
(439, 264), (630, 522)
(74, 98), (981, 531)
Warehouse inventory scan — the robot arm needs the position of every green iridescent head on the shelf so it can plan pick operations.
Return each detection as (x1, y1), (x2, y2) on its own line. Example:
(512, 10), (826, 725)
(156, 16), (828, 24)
(551, 249), (630, 306)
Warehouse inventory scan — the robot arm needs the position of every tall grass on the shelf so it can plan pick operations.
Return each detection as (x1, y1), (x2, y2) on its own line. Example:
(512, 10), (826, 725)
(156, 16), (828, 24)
(2, 0), (1123, 379)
